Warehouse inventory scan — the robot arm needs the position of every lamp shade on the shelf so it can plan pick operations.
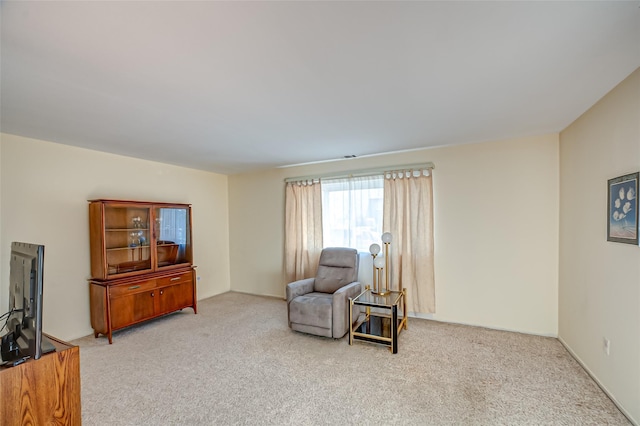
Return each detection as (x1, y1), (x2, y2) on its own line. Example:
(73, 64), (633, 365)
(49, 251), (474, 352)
(373, 256), (385, 268)
(381, 232), (393, 243)
(369, 243), (381, 255)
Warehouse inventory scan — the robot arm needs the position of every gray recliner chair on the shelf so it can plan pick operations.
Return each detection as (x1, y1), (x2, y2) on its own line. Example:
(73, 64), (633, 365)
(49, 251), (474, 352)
(286, 247), (362, 338)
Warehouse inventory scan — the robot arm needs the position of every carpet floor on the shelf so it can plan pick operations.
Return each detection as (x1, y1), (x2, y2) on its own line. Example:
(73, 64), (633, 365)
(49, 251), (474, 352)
(73, 292), (630, 425)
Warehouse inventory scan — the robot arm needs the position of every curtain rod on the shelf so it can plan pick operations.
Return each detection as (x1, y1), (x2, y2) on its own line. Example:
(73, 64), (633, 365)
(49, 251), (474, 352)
(284, 162), (435, 183)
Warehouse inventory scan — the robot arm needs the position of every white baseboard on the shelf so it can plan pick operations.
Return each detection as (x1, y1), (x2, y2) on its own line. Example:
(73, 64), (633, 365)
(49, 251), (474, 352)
(558, 336), (637, 426)
(409, 312), (558, 338)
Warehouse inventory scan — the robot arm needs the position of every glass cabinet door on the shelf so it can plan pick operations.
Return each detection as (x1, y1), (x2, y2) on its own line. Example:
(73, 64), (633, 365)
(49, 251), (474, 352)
(154, 206), (192, 268)
(104, 205), (152, 277)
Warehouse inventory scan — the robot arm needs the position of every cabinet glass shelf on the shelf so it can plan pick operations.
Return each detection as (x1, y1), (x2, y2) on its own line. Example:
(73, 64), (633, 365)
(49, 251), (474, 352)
(106, 246), (151, 251)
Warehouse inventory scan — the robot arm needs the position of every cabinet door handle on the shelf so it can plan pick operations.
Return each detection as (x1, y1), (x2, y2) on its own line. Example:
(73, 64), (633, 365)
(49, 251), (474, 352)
(150, 292), (155, 297)
(170, 277), (181, 281)
(160, 290), (164, 295)
(129, 285), (141, 290)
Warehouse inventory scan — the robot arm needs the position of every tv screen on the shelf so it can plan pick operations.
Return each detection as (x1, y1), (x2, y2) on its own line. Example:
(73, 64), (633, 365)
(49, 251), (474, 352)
(2, 242), (54, 362)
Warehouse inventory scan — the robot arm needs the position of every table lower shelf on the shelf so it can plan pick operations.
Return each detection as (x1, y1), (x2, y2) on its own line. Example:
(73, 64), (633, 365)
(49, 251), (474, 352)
(351, 312), (407, 353)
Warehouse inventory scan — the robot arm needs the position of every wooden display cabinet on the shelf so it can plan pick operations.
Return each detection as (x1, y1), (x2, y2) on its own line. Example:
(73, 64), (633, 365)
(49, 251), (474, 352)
(88, 199), (197, 343)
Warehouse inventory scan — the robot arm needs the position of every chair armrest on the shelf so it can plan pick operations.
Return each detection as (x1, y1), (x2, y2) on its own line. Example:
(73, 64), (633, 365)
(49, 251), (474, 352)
(286, 278), (315, 303)
(332, 281), (363, 338)
(333, 281), (363, 300)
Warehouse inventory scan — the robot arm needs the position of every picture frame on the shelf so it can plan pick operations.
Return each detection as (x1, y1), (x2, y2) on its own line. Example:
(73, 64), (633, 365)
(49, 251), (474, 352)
(607, 172), (639, 245)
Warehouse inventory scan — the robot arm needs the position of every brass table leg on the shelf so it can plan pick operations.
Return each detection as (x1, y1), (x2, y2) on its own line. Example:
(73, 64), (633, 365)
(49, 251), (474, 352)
(403, 287), (408, 330)
(349, 298), (353, 345)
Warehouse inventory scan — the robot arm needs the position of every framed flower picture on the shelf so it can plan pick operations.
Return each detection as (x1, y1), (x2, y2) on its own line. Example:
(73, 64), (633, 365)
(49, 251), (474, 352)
(607, 172), (639, 244)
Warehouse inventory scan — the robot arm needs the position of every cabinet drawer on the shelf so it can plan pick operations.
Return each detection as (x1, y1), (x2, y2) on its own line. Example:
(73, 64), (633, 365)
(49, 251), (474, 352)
(110, 279), (157, 297)
(157, 271), (192, 288)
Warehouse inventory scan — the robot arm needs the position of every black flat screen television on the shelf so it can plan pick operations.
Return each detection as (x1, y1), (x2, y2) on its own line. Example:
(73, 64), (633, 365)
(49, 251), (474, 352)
(1, 242), (55, 362)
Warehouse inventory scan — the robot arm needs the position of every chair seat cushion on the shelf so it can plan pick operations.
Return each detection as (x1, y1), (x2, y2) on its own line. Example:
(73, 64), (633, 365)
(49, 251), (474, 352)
(289, 292), (333, 330)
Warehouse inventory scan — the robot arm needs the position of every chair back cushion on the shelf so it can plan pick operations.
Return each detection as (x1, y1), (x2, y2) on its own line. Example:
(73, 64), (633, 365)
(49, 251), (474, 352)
(314, 247), (359, 293)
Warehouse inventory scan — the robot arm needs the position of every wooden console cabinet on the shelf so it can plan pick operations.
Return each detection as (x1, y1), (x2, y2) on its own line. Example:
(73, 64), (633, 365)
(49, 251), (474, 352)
(89, 268), (197, 344)
(0, 335), (81, 425)
(88, 199), (197, 343)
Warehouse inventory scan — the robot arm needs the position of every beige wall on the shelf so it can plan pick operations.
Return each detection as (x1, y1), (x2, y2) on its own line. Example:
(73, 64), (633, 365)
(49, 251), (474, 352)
(229, 134), (560, 336)
(0, 133), (231, 341)
(559, 68), (640, 423)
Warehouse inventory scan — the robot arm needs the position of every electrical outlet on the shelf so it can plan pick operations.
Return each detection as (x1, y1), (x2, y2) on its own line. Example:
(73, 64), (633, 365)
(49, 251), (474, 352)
(603, 338), (610, 356)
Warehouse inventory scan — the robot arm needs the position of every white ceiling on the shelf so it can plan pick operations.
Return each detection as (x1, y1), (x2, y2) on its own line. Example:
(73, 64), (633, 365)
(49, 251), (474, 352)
(1, 1), (639, 175)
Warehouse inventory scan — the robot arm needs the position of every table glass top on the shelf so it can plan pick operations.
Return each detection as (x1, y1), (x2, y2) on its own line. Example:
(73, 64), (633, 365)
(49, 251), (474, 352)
(352, 289), (403, 308)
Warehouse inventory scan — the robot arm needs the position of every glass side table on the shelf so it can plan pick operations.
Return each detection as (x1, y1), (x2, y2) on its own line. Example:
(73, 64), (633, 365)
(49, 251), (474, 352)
(349, 287), (407, 354)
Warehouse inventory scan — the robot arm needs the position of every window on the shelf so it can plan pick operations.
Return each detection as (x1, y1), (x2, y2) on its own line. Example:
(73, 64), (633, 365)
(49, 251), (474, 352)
(156, 207), (188, 244)
(321, 175), (383, 252)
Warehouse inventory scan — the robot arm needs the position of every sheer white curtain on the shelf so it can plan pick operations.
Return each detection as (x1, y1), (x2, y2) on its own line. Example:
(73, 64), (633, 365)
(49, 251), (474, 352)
(383, 169), (435, 314)
(284, 180), (323, 284)
(321, 175), (384, 252)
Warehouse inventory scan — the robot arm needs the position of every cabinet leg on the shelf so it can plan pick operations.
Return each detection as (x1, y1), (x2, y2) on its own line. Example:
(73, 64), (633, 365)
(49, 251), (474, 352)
(94, 331), (99, 338)
(108, 332), (113, 344)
